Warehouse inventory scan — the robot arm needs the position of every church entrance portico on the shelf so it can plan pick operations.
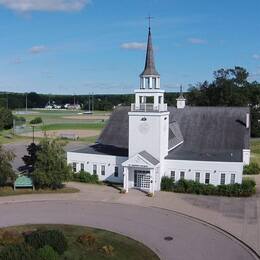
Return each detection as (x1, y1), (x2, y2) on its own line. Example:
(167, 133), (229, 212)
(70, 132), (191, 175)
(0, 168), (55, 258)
(122, 151), (159, 194)
(134, 170), (150, 190)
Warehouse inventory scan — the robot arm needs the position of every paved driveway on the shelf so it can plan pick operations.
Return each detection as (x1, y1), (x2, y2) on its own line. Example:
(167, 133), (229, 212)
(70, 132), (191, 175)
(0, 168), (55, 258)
(0, 200), (255, 260)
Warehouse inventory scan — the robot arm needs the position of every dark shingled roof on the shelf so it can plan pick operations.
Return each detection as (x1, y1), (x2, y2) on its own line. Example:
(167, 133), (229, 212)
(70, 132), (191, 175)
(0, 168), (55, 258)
(168, 121), (184, 150)
(97, 106), (250, 162)
(139, 151), (160, 165)
(71, 143), (128, 157)
(140, 28), (159, 76)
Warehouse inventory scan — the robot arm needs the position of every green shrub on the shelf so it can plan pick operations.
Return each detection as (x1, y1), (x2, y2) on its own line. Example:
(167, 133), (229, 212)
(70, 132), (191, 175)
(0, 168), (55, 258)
(73, 171), (99, 184)
(243, 162), (260, 175)
(30, 117), (43, 125)
(37, 245), (59, 260)
(240, 178), (256, 196)
(160, 176), (174, 191)
(0, 243), (36, 260)
(161, 177), (256, 197)
(24, 229), (68, 255)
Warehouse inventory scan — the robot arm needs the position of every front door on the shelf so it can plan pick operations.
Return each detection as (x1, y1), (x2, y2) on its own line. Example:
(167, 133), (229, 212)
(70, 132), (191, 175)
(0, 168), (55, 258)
(134, 170), (150, 190)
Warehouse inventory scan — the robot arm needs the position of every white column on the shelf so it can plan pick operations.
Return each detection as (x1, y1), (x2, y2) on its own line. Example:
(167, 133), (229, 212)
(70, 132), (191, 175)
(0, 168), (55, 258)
(143, 78), (146, 89)
(149, 77), (152, 89)
(150, 169), (155, 195)
(157, 78), (160, 89)
(135, 94), (140, 110)
(154, 93), (159, 110)
(123, 167), (129, 193)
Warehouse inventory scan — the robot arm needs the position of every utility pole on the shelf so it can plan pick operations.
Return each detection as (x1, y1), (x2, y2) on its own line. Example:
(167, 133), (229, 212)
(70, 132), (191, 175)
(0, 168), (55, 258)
(31, 125), (35, 143)
(25, 93), (28, 112)
(6, 92), (8, 109)
(88, 93), (91, 112)
(92, 92), (94, 113)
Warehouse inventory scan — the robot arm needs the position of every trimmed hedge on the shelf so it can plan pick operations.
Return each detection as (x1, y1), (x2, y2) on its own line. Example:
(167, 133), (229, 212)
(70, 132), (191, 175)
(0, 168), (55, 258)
(161, 177), (256, 197)
(73, 171), (100, 184)
(24, 229), (68, 255)
(243, 162), (260, 175)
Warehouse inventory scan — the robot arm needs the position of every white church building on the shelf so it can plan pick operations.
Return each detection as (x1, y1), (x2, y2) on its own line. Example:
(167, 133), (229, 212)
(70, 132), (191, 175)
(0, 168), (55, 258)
(67, 27), (250, 194)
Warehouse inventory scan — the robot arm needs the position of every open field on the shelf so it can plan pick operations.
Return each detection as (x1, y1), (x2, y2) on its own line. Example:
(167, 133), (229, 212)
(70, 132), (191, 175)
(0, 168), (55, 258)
(0, 224), (159, 260)
(20, 129), (100, 139)
(250, 138), (260, 164)
(0, 110), (108, 144)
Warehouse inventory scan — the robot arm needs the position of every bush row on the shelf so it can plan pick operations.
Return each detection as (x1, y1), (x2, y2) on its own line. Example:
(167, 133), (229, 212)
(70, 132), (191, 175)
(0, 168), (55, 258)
(243, 162), (260, 175)
(161, 177), (256, 197)
(73, 170), (100, 184)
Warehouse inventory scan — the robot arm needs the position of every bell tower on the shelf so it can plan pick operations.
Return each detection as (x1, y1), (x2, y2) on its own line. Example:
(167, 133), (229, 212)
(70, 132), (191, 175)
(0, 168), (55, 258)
(128, 26), (169, 162)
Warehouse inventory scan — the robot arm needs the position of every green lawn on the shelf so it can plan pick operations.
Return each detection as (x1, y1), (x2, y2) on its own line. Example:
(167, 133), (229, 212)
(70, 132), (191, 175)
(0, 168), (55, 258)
(0, 186), (80, 197)
(0, 224), (159, 260)
(41, 123), (104, 131)
(250, 139), (260, 164)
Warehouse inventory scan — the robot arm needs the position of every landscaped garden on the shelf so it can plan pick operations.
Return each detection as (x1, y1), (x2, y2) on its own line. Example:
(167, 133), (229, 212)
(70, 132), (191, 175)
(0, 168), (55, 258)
(0, 224), (159, 260)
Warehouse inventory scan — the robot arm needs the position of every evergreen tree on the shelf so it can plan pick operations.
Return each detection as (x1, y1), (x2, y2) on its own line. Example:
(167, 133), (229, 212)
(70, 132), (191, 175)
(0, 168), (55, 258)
(32, 139), (72, 189)
(0, 145), (15, 186)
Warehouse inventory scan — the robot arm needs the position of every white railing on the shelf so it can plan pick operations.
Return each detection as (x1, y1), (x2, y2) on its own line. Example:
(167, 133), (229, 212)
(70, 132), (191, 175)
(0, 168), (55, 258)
(131, 103), (167, 112)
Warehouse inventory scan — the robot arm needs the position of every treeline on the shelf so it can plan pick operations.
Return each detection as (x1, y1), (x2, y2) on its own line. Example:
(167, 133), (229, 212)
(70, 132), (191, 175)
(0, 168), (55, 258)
(0, 92), (180, 111)
(1, 66), (260, 135)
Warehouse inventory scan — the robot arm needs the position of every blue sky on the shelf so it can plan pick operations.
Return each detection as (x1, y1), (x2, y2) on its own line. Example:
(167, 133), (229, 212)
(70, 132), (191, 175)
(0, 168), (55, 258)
(0, 0), (260, 94)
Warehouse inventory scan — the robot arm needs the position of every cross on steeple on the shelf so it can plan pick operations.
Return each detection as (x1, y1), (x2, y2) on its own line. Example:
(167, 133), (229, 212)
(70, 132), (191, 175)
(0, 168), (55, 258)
(146, 15), (154, 30)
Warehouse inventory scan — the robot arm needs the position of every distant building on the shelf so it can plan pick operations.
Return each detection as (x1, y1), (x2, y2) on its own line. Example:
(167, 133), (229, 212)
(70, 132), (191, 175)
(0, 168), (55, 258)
(64, 104), (81, 110)
(67, 27), (250, 194)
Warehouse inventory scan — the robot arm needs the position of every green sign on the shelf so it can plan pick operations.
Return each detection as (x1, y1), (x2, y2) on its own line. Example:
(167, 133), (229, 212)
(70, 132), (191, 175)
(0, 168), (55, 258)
(14, 176), (34, 189)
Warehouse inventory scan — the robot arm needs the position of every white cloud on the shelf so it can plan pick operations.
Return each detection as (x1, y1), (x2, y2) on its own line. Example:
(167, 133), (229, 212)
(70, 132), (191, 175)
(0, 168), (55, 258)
(188, 38), (207, 45)
(120, 42), (146, 50)
(10, 57), (22, 64)
(0, 0), (89, 12)
(29, 45), (47, 54)
(252, 54), (260, 60)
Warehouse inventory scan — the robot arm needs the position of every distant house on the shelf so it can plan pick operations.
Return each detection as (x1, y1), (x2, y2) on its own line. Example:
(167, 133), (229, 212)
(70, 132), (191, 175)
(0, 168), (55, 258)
(67, 28), (250, 194)
(64, 104), (81, 110)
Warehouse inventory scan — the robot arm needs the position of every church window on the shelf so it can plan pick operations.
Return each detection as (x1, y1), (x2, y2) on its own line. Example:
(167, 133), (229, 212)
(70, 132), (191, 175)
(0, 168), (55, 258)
(114, 166), (119, 177)
(101, 165), (105, 176)
(170, 171), (175, 182)
(72, 162), (77, 172)
(180, 171), (185, 180)
(205, 173), (210, 184)
(230, 174), (235, 184)
(220, 173), (225, 185)
(195, 172), (200, 182)
(80, 163), (84, 171)
(93, 164), (97, 175)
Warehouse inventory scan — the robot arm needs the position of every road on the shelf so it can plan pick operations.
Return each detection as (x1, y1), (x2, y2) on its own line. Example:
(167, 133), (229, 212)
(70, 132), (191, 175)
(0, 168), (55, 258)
(0, 199), (256, 260)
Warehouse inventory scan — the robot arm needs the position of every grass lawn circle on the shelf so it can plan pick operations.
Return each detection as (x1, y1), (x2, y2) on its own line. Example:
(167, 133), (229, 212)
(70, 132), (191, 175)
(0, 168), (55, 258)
(0, 224), (159, 260)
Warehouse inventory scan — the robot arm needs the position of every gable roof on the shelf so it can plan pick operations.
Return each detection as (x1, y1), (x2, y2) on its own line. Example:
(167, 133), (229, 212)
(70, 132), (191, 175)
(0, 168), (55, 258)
(122, 150), (159, 168)
(97, 106), (250, 162)
(139, 151), (160, 166)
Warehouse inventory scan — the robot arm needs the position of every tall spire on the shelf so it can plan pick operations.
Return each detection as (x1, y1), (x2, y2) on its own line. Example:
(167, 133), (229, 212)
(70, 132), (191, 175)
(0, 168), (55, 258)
(140, 27), (159, 76)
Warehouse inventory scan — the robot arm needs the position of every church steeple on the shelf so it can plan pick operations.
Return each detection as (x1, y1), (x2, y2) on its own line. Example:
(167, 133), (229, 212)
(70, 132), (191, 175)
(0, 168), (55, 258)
(140, 28), (159, 77)
(139, 26), (160, 90)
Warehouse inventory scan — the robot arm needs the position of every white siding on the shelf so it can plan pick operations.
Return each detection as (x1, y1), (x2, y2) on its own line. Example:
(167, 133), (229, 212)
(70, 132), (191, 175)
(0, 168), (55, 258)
(164, 159), (243, 186)
(67, 152), (127, 183)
